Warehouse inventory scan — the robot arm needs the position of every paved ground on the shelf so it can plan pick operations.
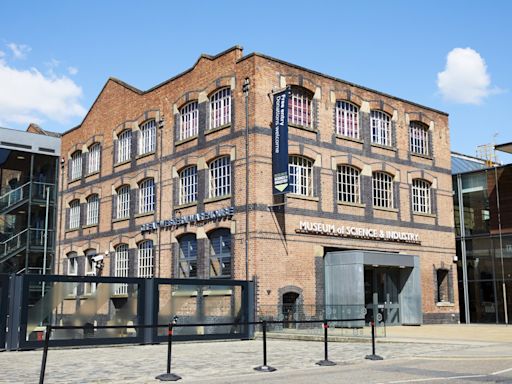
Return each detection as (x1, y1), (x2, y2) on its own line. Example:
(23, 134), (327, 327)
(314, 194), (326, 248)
(1, 324), (512, 383)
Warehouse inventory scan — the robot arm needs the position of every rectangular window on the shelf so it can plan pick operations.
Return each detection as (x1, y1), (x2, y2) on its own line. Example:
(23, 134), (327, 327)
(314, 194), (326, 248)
(337, 165), (361, 203)
(209, 157), (231, 198)
(179, 235), (197, 278)
(70, 152), (82, 180)
(371, 111), (391, 146)
(138, 179), (155, 214)
(179, 166), (198, 205)
(336, 101), (359, 139)
(209, 88), (231, 129)
(137, 241), (154, 278)
(412, 179), (432, 214)
(87, 144), (101, 174)
(69, 200), (80, 229)
(437, 269), (449, 302)
(289, 89), (313, 128)
(117, 130), (132, 163)
(84, 254), (97, 295)
(410, 122), (429, 156)
(179, 101), (199, 140)
(116, 186), (130, 219)
(138, 120), (156, 155)
(289, 156), (313, 196)
(86, 195), (99, 226)
(372, 172), (393, 208)
(67, 255), (78, 296)
(114, 245), (129, 295)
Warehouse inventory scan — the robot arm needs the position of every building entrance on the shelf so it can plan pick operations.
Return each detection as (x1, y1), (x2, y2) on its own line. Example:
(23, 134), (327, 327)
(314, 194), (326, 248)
(364, 267), (401, 325)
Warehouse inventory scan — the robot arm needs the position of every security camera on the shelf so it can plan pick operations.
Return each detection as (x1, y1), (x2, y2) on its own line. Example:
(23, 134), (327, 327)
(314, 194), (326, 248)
(91, 255), (104, 263)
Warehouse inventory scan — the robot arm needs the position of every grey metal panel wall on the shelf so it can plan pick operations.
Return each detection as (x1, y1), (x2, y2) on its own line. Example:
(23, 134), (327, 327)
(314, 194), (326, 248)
(399, 256), (422, 325)
(324, 251), (364, 307)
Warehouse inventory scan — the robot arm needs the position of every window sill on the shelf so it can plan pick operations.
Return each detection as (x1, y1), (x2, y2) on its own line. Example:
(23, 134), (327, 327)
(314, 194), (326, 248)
(371, 143), (397, 152)
(175, 135), (198, 146)
(411, 153), (433, 161)
(204, 195), (231, 204)
(373, 206), (398, 213)
(83, 224), (98, 229)
(64, 295), (77, 300)
(68, 177), (81, 184)
(205, 124), (231, 135)
(335, 134), (363, 144)
(111, 293), (129, 299)
(136, 151), (156, 160)
(436, 302), (454, 307)
(413, 212), (436, 218)
(289, 123), (317, 134)
(112, 217), (130, 223)
(337, 201), (365, 208)
(114, 160), (131, 168)
(175, 202), (198, 209)
(135, 211), (155, 218)
(85, 171), (100, 178)
(65, 228), (79, 233)
(288, 194), (319, 202)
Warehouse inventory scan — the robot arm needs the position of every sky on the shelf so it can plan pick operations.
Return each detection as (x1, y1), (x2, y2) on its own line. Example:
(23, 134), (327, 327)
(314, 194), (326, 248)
(0, 0), (511, 162)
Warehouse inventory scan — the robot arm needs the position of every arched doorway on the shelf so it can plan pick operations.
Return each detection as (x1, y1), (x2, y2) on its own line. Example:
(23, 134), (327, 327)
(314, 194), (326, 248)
(282, 292), (300, 328)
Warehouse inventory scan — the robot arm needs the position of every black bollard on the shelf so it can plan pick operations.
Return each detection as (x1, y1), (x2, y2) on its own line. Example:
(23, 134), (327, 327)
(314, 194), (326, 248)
(156, 317), (182, 381)
(39, 325), (52, 384)
(254, 320), (276, 372)
(316, 321), (336, 366)
(365, 320), (383, 361)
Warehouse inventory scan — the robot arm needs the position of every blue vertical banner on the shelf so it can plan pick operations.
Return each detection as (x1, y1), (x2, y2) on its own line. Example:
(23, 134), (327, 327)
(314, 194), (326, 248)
(272, 88), (290, 195)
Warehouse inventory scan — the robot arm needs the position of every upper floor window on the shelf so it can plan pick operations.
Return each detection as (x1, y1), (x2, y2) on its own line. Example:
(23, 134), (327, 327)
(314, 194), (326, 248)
(208, 156), (231, 198)
(137, 240), (154, 278)
(116, 185), (130, 219)
(70, 151), (82, 180)
(208, 229), (231, 278)
(69, 199), (80, 229)
(179, 166), (197, 205)
(372, 172), (394, 208)
(289, 155), (313, 197)
(139, 120), (156, 155)
(67, 252), (78, 276)
(85, 194), (99, 226)
(210, 88), (231, 129)
(371, 110), (391, 146)
(412, 179), (432, 214)
(337, 165), (361, 204)
(87, 143), (101, 174)
(410, 121), (429, 156)
(138, 178), (155, 214)
(178, 234), (197, 278)
(289, 87), (313, 129)
(336, 101), (359, 139)
(179, 101), (199, 140)
(117, 130), (132, 164)
(114, 244), (129, 295)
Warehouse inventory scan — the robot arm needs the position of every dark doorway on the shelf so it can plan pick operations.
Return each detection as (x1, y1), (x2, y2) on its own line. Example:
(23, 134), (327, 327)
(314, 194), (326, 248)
(365, 266), (401, 325)
(282, 292), (299, 328)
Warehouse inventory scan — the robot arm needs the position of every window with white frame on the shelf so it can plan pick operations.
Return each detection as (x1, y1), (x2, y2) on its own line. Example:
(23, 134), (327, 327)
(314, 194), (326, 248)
(409, 121), (429, 156)
(372, 172), (394, 208)
(84, 249), (97, 295)
(208, 229), (231, 278)
(412, 179), (432, 214)
(209, 88), (231, 129)
(67, 252), (78, 296)
(337, 165), (361, 203)
(86, 194), (99, 226)
(69, 199), (80, 229)
(87, 143), (101, 174)
(336, 101), (359, 138)
(178, 234), (197, 278)
(179, 166), (197, 205)
(116, 185), (130, 219)
(179, 101), (199, 140)
(371, 110), (392, 146)
(138, 120), (156, 155)
(138, 178), (155, 214)
(208, 156), (231, 198)
(137, 240), (154, 278)
(114, 244), (129, 295)
(117, 130), (132, 163)
(289, 155), (313, 196)
(70, 151), (82, 180)
(289, 87), (313, 129)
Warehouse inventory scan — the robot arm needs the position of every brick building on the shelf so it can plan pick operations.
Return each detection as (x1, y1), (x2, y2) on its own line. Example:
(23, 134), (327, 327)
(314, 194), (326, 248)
(56, 46), (457, 325)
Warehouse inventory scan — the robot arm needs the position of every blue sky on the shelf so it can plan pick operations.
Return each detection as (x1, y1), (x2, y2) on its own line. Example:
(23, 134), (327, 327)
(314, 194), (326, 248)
(1, 0), (511, 162)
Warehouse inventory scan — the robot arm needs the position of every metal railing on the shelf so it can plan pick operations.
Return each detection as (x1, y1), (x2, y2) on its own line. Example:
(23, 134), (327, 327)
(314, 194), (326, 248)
(0, 228), (28, 260)
(0, 182), (30, 212)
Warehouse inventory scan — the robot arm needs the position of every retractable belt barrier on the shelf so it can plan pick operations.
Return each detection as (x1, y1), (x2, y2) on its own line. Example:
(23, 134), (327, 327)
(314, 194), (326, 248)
(39, 317), (382, 383)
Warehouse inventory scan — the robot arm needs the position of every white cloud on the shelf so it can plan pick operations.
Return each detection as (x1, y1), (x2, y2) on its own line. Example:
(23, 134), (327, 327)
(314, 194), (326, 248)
(67, 66), (78, 75)
(437, 48), (500, 105)
(0, 59), (86, 126)
(7, 43), (31, 59)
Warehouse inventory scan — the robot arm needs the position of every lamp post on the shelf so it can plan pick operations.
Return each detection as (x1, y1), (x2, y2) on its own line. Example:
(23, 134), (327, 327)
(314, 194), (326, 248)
(243, 78), (250, 281)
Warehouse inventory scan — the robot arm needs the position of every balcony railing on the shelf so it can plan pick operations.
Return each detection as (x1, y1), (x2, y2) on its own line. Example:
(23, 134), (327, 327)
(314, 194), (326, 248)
(0, 182), (30, 212)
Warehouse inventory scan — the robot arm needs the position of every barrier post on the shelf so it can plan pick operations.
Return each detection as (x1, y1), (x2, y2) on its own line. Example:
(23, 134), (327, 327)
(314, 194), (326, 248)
(39, 325), (51, 384)
(365, 319), (383, 361)
(316, 321), (336, 366)
(156, 316), (182, 381)
(254, 320), (276, 372)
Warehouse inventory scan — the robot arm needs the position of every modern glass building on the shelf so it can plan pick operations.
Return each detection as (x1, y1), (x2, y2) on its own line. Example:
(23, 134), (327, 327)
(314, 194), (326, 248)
(452, 151), (512, 323)
(0, 127), (60, 274)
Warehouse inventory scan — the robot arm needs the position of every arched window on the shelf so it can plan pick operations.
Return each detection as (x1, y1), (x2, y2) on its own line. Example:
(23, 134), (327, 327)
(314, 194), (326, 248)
(85, 194), (99, 226)
(372, 172), (394, 208)
(370, 110), (391, 146)
(337, 165), (361, 203)
(87, 143), (101, 174)
(179, 166), (198, 205)
(179, 101), (199, 140)
(208, 229), (231, 278)
(139, 120), (156, 155)
(289, 86), (313, 129)
(137, 240), (154, 278)
(178, 234), (197, 278)
(209, 88), (231, 129)
(114, 244), (129, 295)
(208, 156), (231, 198)
(69, 151), (82, 180)
(412, 179), (432, 214)
(138, 178), (155, 214)
(289, 155), (313, 196)
(69, 199), (80, 229)
(409, 121), (429, 156)
(117, 129), (132, 163)
(116, 185), (130, 219)
(336, 101), (359, 138)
